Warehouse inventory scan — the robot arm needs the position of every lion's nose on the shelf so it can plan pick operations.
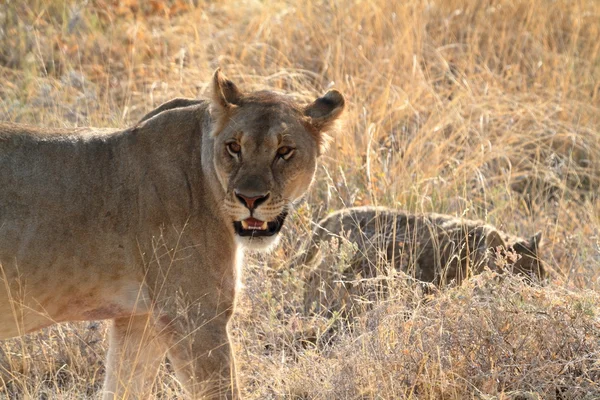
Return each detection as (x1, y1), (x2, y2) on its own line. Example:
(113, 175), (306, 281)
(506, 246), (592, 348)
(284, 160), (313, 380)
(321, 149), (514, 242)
(235, 191), (270, 211)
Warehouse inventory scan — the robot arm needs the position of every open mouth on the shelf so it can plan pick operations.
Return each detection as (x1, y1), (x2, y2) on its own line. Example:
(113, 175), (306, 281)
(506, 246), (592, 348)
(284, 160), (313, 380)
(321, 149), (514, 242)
(233, 212), (288, 237)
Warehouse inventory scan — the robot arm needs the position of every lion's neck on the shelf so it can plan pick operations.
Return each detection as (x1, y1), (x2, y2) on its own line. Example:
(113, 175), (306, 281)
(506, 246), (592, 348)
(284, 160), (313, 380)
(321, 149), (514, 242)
(133, 107), (234, 242)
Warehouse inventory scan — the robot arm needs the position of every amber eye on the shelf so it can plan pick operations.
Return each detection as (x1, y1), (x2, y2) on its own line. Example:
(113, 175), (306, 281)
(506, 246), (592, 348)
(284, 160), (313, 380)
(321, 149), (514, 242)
(227, 142), (241, 157)
(277, 146), (295, 160)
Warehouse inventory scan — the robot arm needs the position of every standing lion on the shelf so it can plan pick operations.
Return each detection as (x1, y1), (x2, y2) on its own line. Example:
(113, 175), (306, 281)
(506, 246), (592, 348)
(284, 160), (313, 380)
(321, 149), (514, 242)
(0, 69), (344, 399)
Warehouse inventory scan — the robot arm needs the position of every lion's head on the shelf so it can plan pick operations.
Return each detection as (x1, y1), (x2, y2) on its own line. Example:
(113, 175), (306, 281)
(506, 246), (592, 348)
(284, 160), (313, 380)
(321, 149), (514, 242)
(208, 70), (345, 251)
(508, 232), (546, 281)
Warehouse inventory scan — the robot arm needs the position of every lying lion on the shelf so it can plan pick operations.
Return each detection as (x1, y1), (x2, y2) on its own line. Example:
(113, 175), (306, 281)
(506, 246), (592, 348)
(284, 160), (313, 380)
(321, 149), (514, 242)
(299, 207), (546, 318)
(0, 69), (344, 399)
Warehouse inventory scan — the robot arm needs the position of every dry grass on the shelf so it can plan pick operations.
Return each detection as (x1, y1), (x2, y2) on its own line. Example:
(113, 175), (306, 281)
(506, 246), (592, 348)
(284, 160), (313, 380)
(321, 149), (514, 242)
(1, 0), (599, 398)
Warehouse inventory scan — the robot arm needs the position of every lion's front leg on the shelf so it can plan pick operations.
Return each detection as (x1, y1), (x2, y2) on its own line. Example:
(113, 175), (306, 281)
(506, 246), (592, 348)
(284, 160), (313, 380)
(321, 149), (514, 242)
(139, 222), (241, 398)
(159, 310), (239, 400)
(103, 314), (167, 400)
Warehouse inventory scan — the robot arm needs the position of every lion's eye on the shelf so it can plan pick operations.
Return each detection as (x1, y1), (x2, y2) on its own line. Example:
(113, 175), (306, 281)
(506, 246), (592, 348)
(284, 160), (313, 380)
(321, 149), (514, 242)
(227, 142), (241, 157)
(277, 146), (295, 160)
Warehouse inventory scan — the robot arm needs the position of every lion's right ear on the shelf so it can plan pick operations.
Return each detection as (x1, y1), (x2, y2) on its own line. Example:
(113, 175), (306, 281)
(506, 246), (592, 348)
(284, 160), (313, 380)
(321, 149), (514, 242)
(210, 68), (244, 135)
(211, 68), (243, 108)
(485, 230), (505, 250)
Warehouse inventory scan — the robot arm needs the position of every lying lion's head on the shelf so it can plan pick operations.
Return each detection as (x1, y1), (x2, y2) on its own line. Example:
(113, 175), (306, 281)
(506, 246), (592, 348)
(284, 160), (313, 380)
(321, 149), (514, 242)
(509, 232), (546, 281)
(209, 69), (345, 251)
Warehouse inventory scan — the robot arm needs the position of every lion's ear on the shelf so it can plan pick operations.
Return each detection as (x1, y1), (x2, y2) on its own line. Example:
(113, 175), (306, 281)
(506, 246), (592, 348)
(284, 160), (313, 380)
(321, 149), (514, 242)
(485, 230), (505, 250)
(211, 68), (243, 110)
(304, 90), (345, 131)
(529, 231), (543, 252)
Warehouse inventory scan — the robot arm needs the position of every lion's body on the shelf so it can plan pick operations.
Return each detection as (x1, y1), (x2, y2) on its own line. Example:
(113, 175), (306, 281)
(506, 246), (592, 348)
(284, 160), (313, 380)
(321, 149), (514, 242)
(0, 70), (345, 399)
(0, 104), (240, 395)
(0, 104), (224, 331)
(301, 207), (545, 317)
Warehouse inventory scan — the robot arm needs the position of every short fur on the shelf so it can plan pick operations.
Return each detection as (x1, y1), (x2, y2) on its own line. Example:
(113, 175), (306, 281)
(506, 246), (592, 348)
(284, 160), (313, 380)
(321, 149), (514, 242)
(299, 207), (546, 318)
(0, 69), (344, 399)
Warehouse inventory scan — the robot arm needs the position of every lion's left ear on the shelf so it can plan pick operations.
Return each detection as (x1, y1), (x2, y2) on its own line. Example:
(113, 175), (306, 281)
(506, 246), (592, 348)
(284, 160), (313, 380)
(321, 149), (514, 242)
(304, 90), (345, 131)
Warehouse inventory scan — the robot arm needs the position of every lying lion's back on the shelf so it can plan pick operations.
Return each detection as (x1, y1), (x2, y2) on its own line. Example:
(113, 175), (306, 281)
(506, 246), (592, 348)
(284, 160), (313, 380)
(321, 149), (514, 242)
(304, 206), (497, 283)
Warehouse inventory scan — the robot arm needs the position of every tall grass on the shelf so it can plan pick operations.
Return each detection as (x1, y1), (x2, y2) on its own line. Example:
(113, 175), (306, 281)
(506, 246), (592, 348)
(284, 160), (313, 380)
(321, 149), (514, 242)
(1, 0), (599, 398)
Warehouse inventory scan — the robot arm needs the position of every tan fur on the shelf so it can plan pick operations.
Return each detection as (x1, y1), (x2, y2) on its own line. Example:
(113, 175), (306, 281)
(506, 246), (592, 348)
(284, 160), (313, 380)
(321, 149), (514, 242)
(0, 69), (344, 399)
(300, 207), (546, 318)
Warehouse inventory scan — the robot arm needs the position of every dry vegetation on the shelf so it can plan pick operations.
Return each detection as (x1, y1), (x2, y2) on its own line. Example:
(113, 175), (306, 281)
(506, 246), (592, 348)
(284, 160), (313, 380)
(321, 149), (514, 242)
(1, 0), (600, 398)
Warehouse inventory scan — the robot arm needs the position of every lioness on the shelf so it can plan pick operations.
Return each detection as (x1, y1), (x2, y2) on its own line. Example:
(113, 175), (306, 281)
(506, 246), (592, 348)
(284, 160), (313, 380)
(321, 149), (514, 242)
(0, 69), (344, 399)
(300, 207), (546, 317)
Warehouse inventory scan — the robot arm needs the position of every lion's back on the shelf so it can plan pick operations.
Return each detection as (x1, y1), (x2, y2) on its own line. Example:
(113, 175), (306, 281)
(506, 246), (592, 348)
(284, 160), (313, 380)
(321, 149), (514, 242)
(302, 207), (504, 316)
(0, 123), (139, 260)
(0, 123), (150, 336)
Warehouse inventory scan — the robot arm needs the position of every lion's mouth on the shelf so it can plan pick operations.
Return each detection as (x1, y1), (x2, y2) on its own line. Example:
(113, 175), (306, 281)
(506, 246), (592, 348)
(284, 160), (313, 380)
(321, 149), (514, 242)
(233, 212), (288, 237)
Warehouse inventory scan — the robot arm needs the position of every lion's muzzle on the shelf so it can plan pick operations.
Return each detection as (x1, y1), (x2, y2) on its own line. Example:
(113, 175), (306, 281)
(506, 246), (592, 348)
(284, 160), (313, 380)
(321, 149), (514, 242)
(233, 211), (287, 237)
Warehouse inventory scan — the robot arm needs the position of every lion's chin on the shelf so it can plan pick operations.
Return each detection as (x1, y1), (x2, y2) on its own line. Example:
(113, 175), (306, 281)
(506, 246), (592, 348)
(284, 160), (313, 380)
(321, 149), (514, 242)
(235, 234), (281, 252)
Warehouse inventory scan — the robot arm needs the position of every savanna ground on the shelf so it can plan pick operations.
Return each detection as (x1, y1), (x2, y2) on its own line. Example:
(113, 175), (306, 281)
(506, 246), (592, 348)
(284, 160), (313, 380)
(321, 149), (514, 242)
(1, 0), (600, 398)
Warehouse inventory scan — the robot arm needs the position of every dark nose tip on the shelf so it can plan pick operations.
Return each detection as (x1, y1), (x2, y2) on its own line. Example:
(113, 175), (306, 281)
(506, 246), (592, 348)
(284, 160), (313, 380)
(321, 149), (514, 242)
(235, 191), (270, 211)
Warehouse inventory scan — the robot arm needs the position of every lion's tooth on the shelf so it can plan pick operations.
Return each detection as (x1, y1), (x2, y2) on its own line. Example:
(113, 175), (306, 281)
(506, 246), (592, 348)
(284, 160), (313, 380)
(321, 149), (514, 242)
(261, 221), (268, 230)
(241, 220), (249, 229)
